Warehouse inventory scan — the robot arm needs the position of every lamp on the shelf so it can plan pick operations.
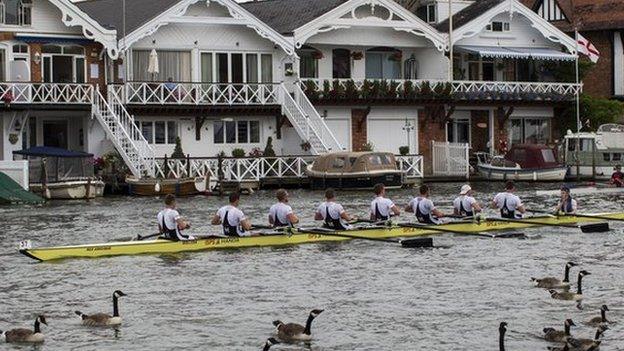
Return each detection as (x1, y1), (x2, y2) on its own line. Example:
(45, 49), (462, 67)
(33, 52), (41, 65)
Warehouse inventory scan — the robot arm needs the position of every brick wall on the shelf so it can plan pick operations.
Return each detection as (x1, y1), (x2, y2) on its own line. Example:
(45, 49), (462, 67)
(351, 108), (368, 151)
(581, 31), (613, 98)
(29, 43), (42, 82)
(85, 43), (106, 87)
(418, 107), (447, 175)
(493, 109), (510, 155)
(470, 110), (489, 153)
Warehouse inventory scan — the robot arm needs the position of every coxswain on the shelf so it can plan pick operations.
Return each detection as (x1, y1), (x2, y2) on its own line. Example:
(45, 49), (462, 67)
(268, 189), (299, 228)
(554, 186), (577, 214)
(405, 184), (444, 224)
(157, 194), (194, 241)
(453, 184), (482, 217)
(491, 181), (526, 219)
(211, 192), (253, 236)
(610, 165), (623, 187)
(314, 188), (355, 230)
(370, 183), (400, 221)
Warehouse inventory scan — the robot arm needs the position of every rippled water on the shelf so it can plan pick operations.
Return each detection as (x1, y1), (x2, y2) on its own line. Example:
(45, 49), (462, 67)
(1, 182), (623, 350)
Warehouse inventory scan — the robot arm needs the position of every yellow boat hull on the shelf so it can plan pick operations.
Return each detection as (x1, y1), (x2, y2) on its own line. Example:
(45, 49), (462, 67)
(20, 213), (624, 262)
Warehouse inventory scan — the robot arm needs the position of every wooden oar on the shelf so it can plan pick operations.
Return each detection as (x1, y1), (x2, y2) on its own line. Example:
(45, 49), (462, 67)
(397, 222), (525, 239)
(484, 217), (609, 233)
(528, 209), (624, 223)
(293, 227), (434, 248)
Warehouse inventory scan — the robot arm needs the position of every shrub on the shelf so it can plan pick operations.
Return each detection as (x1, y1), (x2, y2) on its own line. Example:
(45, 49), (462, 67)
(263, 136), (276, 157)
(171, 137), (185, 158)
(362, 141), (374, 151)
(231, 148), (245, 158)
(399, 146), (410, 155)
(360, 79), (373, 100)
(344, 80), (359, 99)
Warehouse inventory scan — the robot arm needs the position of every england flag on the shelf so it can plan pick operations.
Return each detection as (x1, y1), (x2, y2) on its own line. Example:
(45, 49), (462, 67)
(577, 33), (600, 63)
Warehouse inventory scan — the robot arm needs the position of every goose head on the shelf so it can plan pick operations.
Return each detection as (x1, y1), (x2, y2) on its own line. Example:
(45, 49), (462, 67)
(499, 322), (507, 334)
(265, 337), (279, 346)
(272, 320), (283, 328)
(566, 262), (578, 268)
(37, 315), (47, 326)
(548, 289), (559, 297)
(564, 319), (576, 327)
(310, 309), (324, 318)
(601, 304), (609, 312)
(113, 290), (127, 298)
(579, 270), (591, 277)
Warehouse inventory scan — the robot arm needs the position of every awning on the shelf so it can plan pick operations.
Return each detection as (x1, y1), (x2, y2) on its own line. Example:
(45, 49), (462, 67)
(13, 147), (93, 158)
(457, 45), (576, 61)
(14, 35), (94, 45)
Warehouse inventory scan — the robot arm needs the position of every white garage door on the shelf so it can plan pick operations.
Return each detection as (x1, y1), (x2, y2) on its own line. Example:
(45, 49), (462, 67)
(325, 119), (350, 151)
(368, 118), (417, 154)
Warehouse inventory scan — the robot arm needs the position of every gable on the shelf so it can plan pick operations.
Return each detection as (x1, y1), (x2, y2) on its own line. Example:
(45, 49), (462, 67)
(535, 0), (567, 22)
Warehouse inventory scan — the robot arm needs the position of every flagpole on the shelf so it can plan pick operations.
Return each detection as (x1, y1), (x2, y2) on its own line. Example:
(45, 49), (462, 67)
(575, 29), (581, 180)
(448, 0), (453, 81)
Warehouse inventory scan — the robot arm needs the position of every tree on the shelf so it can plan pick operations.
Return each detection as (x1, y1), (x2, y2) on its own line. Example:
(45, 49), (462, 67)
(558, 94), (624, 134)
(171, 137), (185, 158)
(263, 136), (276, 157)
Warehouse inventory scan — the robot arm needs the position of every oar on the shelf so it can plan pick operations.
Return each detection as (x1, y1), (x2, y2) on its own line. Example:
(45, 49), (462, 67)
(528, 209), (624, 223)
(397, 222), (525, 239)
(135, 232), (163, 241)
(293, 227), (434, 248)
(484, 217), (609, 233)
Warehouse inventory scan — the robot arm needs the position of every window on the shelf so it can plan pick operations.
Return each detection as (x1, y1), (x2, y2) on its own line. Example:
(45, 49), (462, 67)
(510, 118), (551, 145)
(426, 4), (436, 23)
(487, 21), (510, 32)
(12, 44), (27, 53)
(541, 149), (556, 163)
(0, 49), (5, 82)
(1, 0), (31, 25)
(613, 153), (622, 161)
(332, 157), (346, 169)
(365, 48), (401, 79)
(132, 50), (191, 81)
(139, 120), (178, 144)
(200, 52), (272, 83)
(332, 49), (351, 79)
(299, 49), (319, 78)
(447, 118), (470, 143)
(213, 120), (260, 144)
(537, 0), (567, 22)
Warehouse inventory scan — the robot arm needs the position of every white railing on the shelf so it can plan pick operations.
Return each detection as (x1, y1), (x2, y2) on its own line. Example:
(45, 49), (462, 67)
(0, 82), (94, 104)
(293, 83), (343, 152)
(112, 82), (280, 105)
(300, 78), (581, 99)
(431, 141), (470, 178)
(92, 88), (158, 177)
(154, 155), (424, 180)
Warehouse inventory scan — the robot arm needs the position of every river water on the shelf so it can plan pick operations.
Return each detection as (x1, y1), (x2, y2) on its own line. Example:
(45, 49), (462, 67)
(1, 182), (623, 350)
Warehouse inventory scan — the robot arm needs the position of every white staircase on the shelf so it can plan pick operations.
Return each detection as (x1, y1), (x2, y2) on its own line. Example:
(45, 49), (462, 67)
(280, 83), (343, 154)
(92, 88), (158, 177)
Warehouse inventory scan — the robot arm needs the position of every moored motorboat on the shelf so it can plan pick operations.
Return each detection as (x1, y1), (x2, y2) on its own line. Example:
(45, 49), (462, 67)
(126, 176), (207, 196)
(476, 144), (567, 181)
(19, 212), (624, 262)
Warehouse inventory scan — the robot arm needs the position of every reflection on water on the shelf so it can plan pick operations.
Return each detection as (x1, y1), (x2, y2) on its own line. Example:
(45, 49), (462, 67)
(0, 182), (623, 350)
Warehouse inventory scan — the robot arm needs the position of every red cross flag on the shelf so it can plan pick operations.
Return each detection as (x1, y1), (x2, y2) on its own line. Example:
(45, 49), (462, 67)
(577, 33), (600, 63)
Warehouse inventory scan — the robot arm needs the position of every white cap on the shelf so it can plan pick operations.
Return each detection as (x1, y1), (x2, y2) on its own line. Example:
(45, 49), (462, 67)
(460, 184), (472, 195)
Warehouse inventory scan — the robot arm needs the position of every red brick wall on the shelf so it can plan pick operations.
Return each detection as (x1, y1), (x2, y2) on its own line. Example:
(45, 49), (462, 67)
(494, 109), (510, 155)
(470, 110), (489, 153)
(581, 31), (613, 98)
(418, 107), (447, 175)
(85, 43), (106, 87)
(29, 43), (42, 82)
(351, 108), (368, 151)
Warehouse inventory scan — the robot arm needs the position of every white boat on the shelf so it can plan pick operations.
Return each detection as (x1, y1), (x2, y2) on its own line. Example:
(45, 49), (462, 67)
(536, 186), (624, 196)
(563, 124), (624, 180)
(476, 145), (567, 182)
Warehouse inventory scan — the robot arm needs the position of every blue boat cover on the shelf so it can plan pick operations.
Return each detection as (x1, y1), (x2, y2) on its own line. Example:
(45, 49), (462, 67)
(13, 146), (93, 158)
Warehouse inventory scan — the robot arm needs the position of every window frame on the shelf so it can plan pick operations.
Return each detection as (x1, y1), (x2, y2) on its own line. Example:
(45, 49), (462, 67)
(138, 120), (178, 145)
(40, 44), (87, 83)
(199, 51), (273, 83)
(486, 21), (511, 32)
(213, 119), (261, 145)
(426, 3), (436, 23)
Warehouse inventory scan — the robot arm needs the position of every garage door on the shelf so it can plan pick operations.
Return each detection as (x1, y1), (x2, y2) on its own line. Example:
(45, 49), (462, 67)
(325, 119), (350, 151)
(368, 118), (417, 154)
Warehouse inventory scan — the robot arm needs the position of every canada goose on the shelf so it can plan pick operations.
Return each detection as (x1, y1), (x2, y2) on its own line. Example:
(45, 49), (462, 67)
(549, 271), (591, 301)
(75, 290), (127, 326)
(263, 337), (280, 351)
(532, 261), (578, 289)
(1, 315), (47, 343)
(499, 322), (507, 351)
(543, 319), (576, 342)
(586, 305), (610, 327)
(547, 343), (570, 351)
(567, 325), (608, 351)
(272, 309), (324, 342)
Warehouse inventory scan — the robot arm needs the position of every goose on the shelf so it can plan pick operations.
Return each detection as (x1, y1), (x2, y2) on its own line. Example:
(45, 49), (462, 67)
(532, 261), (578, 289)
(499, 322), (507, 351)
(75, 290), (127, 326)
(586, 305), (610, 327)
(547, 343), (570, 351)
(1, 315), (47, 343)
(549, 271), (591, 301)
(263, 337), (280, 351)
(567, 325), (608, 351)
(272, 309), (324, 342)
(543, 319), (576, 342)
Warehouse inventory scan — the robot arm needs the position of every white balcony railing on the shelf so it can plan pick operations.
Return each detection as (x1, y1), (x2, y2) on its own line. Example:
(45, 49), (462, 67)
(300, 78), (582, 100)
(112, 82), (281, 105)
(0, 82), (94, 104)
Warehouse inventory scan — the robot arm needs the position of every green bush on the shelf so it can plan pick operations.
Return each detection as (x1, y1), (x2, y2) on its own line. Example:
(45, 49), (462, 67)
(231, 148), (245, 158)
(362, 141), (374, 151)
(399, 146), (410, 155)
(263, 136), (276, 157)
(559, 94), (624, 133)
(171, 137), (185, 158)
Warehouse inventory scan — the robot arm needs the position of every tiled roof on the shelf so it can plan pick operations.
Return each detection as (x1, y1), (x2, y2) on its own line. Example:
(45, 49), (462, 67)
(240, 0), (347, 35)
(436, 0), (505, 33)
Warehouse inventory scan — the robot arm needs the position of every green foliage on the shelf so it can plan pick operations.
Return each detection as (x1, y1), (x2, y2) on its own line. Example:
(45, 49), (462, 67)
(344, 80), (359, 99)
(544, 59), (595, 82)
(399, 146), (410, 155)
(360, 79), (373, 100)
(401, 80), (414, 99)
(322, 80), (331, 99)
(171, 137), (185, 158)
(362, 141), (374, 151)
(231, 148), (245, 158)
(263, 136), (276, 157)
(559, 94), (624, 134)
(304, 80), (319, 100)
(330, 80), (345, 99)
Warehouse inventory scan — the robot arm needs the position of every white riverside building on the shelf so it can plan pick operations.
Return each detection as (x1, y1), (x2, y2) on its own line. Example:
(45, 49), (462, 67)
(0, 0), (581, 177)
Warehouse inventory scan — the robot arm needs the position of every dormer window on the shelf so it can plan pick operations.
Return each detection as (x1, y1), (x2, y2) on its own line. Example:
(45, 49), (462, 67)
(426, 4), (436, 24)
(0, 0), (32, 26)
(486, 21), (510, 32)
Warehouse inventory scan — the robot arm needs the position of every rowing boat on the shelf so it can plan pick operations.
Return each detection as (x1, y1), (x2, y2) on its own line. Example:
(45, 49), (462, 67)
(19, 213), (624, 262)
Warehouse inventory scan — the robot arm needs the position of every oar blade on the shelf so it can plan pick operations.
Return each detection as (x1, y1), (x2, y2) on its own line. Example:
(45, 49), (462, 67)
(580, 222), (610, 233)
(401, 237), (434, 248)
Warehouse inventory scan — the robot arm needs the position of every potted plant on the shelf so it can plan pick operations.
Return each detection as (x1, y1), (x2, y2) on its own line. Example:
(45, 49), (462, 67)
(351, 51), (363, 60)
(344, 79), (359, 99)
(399, 146), (410, 156)
(330, 80), (345, 100)
(171, 137), (185, 158)
(360, 79), (373, 100)
(304, 80), (320, 100)
(362, 141), (374, 151)
(263, 136), (276, 157)
(300, 140), (312, 152)
(402, 80), (414, 100)
(322, 80), (331, 99)
(312, 51), (324, 60)
(231, 148), (245, 158)
(389, 51), (403, 62)
(249, 147), (263, 157)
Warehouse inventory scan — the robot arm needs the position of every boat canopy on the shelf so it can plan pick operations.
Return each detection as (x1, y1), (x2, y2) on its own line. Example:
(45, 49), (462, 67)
(311, 152), (398, 174)
(505, 144), (561, 169)
(13, 147), (95, 184)
(13, 146), (93, 158)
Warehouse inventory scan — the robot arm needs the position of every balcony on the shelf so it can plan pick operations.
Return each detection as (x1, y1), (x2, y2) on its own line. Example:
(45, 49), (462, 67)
(300, 79), (582, 102)
(111, 82), (281, 106)
(0, 83), (94, 104)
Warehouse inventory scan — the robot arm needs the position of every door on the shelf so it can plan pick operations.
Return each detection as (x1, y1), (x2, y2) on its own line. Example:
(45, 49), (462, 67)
(52, 56), (73, 83)
(43, 121), (68, 148)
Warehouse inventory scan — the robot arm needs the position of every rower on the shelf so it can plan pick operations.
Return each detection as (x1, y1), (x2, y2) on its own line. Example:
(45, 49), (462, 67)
(268, 189), (299, 228)
(370, 183), (400, 221)
(610, 165), (623, 187)
(492, 181), (526, 219)
(211, 192), (253, 237)
(453, 184), (482, 217)
(405, 184), (444, 224)
(314, 188), (354, 230)
(554, 186), (577, 214)
(157, 194), (194, 241)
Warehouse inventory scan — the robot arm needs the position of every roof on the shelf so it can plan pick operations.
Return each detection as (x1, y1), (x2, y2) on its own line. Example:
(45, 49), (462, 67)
(13, 147), (94, 158)
(75, 0), (181, 39)
(240, 0), (347, 35)
(522, 0), (624, 31)
(436, 0), (504, 32)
